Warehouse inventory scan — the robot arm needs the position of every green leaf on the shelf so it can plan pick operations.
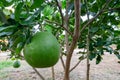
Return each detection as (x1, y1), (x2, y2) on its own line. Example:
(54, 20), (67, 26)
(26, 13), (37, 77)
(95, 38), (104, 47)
(0, 25), (16, 32)
(114, 30), (120, 37)
(87, 0), (95, 3)
(79, 55), (85, 60)
(89, 43), (94, 51)
(89, 52), (96, 60)
(91, 2), (98, 13)
(61, 0), (66, 9)
(10, 33), (26, 56)
(96, 54), (102, 64)
(3, 9), (11, 16)
(20, 7), (43, 25)
(15, 2), (24, 21)
(15, 42), (24, 55)
(104, 38), (112, 46)
(114, 51), (120, 59)
(44, 25), (53, 32)
(90, 27), (99, 33)
(81, 4), (86, 16)
(78, 42), (86, 48)
(104, 46), (113, 54)
(117, 44), (120, 50)
(31, 0), (44, 9)
(52, 12), (61, 23)
(0, 25), (17, 37)
(68, 2), (74, 11)
(43, 6), (54, 16)
(0, 42), (8, 51)
(0, 32), (13, 37)
(1, 0), (15, 7)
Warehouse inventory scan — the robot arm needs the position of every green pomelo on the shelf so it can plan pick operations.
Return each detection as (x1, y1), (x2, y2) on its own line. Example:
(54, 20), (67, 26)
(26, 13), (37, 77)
(23, 32), (60, 68)
(13, 60), (20, 68)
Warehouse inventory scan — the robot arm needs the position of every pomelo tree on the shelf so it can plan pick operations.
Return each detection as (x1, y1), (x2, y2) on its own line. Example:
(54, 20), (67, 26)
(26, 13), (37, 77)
(0, 0), (120, 80)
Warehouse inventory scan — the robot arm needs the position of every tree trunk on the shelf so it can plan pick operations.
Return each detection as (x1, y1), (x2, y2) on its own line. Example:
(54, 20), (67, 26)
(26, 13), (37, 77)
(64, 0), (81, 80)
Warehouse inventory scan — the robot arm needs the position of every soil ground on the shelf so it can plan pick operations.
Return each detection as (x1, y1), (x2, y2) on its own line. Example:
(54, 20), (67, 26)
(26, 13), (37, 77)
(0, 50), (120, 80)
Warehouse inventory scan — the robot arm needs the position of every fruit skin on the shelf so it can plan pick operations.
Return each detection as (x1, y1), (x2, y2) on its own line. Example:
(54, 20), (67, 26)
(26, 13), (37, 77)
(13, 60), (21, 68)
(23, 32), (60, 68)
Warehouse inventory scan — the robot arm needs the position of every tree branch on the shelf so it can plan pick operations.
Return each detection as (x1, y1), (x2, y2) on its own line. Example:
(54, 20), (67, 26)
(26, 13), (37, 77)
(80, 0), (112, 34)
(45, 19), (73, 36)
(69, 55), (87, 72)
(32, 67), (45, 80)
(55, 0), (64, 26)
(55, 0), (73, 37)
(104, 7), (120, 12)
(60, 54), (65, 71)
(84, 0), (91, 80)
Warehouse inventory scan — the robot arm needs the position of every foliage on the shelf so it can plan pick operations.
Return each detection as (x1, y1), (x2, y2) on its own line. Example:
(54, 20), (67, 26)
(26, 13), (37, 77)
(0, 0), (120, 67)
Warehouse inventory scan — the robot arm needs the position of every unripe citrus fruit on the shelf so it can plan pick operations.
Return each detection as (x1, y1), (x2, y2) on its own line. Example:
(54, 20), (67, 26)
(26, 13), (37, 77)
(23, 32), (60, 68)
(13, 60), (21, 68)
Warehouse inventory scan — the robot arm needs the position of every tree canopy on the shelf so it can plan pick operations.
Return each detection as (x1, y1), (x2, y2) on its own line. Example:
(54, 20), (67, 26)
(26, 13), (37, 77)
(0, 0), (120, 78)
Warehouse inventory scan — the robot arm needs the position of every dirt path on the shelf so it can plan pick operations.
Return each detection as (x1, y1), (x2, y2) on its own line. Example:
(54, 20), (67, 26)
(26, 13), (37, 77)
(0, 51), (120, 80)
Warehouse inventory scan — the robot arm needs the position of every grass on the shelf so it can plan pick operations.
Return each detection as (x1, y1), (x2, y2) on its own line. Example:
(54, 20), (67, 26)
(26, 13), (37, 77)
(0, 71), (8, 79)
(0, 60), (13, 79)
(0, 60), (13, 70)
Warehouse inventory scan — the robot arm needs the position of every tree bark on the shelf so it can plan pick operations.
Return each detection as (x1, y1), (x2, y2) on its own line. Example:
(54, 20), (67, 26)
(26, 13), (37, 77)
(64, 0), (81, 80)
(65, 0), (69, 54)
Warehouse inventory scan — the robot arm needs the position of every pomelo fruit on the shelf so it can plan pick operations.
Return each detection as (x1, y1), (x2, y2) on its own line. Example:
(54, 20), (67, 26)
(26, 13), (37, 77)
(23, 32), (60, 68)
(13, 60), (20, 68)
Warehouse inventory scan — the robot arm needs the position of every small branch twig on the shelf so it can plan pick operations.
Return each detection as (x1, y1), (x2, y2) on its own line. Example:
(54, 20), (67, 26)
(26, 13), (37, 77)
(55, 0), (64, 26)
(45, 19), (61, 26)
(69, 48), (86, 72)
(60, 54), (66, 71)
(84, 0), (91, 80)
(103, 7), (120, 12)
(32, 67), (45, 80)
(61, 25), (73, 37)
(69, 55), (87, 72)
(86, 12), (90, 80)
(70, 60), (81, 72)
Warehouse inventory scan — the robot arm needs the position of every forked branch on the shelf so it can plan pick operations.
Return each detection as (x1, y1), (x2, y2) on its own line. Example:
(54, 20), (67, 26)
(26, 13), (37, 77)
(55, 0), (73, 36)
(69, 55), (87, 72)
